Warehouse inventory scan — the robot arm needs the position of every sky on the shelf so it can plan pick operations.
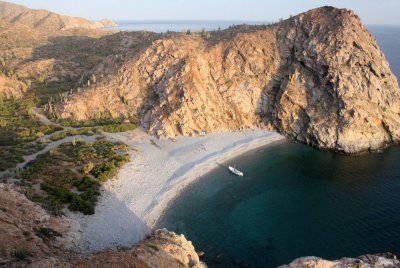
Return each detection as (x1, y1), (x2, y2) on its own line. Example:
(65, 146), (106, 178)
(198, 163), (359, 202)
(5, 0), (400, 25)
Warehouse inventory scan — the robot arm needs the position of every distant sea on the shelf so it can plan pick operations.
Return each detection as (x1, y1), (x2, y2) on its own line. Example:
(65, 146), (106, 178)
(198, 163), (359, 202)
(369, 25), (400, 80)
(110, 20), (270, 33)
(157, 25), (400, 268)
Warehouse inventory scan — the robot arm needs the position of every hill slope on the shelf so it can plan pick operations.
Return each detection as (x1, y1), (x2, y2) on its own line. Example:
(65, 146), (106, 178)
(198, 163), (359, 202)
(0, 183), (205, 267)
(0, 1), (116, 31)
(56, 7), (400, 153)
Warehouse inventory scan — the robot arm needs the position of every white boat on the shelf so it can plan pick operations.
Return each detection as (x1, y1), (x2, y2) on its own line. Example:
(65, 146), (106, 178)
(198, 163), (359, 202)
(229, 166), (244, 176)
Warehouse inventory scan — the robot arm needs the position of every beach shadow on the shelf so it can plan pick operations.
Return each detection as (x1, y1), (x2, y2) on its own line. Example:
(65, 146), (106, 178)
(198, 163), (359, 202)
(77, 190), (151, 252)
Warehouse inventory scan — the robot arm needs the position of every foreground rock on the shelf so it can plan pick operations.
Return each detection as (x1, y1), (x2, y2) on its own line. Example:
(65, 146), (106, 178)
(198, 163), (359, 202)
(0, 183), (205, 267)
(0, 183), (78, 267)
(280, 253), (400, 268)
(72, 229), (206, 268)
(57, 6), (400, 153)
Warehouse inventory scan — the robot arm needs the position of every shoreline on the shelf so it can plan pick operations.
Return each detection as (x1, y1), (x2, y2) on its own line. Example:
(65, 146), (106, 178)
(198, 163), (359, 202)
(153, 137), (287, 229)
(149, 137), (287, 231)
(67, 128), (284, 253)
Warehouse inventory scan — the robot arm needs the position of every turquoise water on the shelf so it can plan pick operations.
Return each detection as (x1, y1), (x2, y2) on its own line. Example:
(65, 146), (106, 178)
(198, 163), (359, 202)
(159, 142), (400, 267)
(158, 26), (400, 267)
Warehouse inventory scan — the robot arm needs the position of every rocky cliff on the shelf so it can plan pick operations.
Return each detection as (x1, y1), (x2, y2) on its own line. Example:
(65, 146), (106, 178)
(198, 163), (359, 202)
(0, 1), (117, 31)
(56, 7), (400, 153)
(0, 183), (78, 267)
(0, 183), (205, 268)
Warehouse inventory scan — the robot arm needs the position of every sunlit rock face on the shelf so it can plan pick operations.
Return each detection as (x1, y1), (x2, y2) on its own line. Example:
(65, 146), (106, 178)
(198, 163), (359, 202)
(58, 7), (400, 153)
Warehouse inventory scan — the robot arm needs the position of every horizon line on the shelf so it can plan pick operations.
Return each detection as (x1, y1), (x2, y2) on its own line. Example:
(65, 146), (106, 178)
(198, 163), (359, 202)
(109, 19), (400, 26)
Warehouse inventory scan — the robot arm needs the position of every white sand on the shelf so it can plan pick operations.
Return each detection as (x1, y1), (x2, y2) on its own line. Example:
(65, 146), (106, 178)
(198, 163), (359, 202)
(67, 128), (284, 253)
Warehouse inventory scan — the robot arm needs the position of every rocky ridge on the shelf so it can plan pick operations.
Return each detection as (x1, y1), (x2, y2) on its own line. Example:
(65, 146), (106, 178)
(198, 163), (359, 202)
(56, 7), (400, 153)
(0, 1), (117, 32)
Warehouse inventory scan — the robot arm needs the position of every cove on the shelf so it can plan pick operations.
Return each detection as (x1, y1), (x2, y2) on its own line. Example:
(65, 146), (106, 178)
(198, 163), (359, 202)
(159, 142), (400, 267)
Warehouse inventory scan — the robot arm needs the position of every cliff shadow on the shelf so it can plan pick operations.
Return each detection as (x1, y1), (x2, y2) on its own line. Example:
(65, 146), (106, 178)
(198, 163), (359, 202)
(256, 19), (340, 145)
(76, 189), (151, 252)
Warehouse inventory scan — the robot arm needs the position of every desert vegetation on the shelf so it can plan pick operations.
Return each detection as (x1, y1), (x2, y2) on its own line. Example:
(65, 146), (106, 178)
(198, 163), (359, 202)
(0, 97), (62, 171)
(0, 12), (149, 174)
(20, 139), (130, 215)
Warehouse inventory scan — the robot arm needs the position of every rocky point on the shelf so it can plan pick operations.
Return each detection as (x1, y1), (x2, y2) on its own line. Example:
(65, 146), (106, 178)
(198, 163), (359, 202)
(56, 7), (400, 153)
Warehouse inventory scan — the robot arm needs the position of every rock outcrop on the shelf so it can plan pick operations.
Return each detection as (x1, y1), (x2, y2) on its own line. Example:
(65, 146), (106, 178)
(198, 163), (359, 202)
(280, 253), (400, 268)
(57, 6), (400, 153)
(0, 1), (117, 31)
(0, 183), (79, 267)
(72, 229), (206, 268)
(0, 183), (205, 267)
(99, 19), (118, 28)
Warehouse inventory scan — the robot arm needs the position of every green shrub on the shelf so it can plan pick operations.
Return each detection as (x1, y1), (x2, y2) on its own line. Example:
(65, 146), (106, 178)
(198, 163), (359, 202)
(50, 129), (78, 141)
(73, 176), (100, 192)
(36, 227), (61, 239)
(98, 123), (136, 133)
(92, 140), (116, 158)
(80, 188), (99, 203)
(77, 127), (95, 136)
(22, 157), (57, 181)
(69, 195), (94, 215)
(49, 128), (95, 142)
(11, 247), (32, 261)
(41, 183), (74, 203)
(113, 155), (131, 167)
(75, 145), (97, 162)
(90, 162), (117, 182)
(41, 183), (96, 215)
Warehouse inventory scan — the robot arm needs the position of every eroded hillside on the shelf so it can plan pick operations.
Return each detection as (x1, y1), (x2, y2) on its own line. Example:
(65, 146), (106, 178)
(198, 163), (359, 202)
(55, 7), (400, 153)
(0, 1), (117, 32)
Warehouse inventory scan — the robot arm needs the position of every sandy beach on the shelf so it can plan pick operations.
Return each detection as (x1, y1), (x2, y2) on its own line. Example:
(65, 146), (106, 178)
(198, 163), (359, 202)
(67, 128), (284, 253)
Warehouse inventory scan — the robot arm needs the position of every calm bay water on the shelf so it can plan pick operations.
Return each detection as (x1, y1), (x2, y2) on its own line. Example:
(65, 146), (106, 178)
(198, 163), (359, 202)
(369, 25), (400, 79)
(158, 26), (400, 267)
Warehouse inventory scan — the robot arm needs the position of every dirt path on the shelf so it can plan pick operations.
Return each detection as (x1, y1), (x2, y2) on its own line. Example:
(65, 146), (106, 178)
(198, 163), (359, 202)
(16, 134), (102, 170)
(32, 108), (59, 126)
(0, 134), (102, 180)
